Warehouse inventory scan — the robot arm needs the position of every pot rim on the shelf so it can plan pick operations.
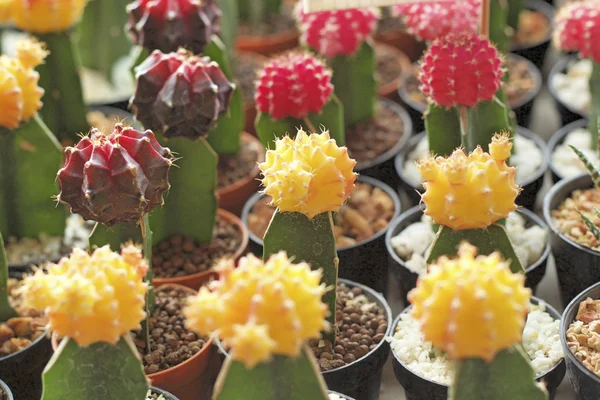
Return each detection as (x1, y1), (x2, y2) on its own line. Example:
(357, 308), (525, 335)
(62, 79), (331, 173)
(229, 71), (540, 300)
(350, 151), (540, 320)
(547, 54), (588, 118)
(328, 390), (355, 399)
(0, 378), (13, 400)
(560, 281), (600, 385)
(509, 0), (555, 52)
(235, 27), (300, 45)
(390, 295), (566, 389)
(152, 208), (249, 286)
(150, 386), (179, 400)
(241, 175), (402, 252)
(375, 42), (412, 98)
(394, 127), (549, 191)
(398, 53), (542, 114)
(385, 205), (551, 278)
(216, 132), (265, 197)
(547, 118), (589, 181)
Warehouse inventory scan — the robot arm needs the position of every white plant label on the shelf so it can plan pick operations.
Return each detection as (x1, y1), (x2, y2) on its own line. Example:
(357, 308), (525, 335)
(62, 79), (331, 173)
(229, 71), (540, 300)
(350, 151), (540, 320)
(302, 0), (452, 12)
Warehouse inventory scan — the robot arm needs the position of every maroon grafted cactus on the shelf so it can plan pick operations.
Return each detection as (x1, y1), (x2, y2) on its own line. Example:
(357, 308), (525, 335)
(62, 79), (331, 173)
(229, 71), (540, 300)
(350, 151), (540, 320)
(126, 0), (221, 54)
(56, 124), (174, 226)
(130, 48), (235, 140)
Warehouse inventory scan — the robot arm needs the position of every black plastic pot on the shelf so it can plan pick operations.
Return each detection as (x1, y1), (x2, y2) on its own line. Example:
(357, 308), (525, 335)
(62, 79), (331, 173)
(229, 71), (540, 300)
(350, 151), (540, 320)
(354, 99), (413, 190)
(0, 331), (53, 400)
(151, 386), (180, 400)
(560, 281), (600, 400)
(548, 55), (588, 127)
(510, 0), (554, 69)
(394, 128), (549, 210)
(390, 297), (566, 400)
(547, 119), (589, 183)
(398, 54), (542, 133)
(0, 379), (13, 400)
(241, 176), (402, 297)
(386, 205), (552, 305)
(328, 390), (355, 400)
(543, 174), (600, 307)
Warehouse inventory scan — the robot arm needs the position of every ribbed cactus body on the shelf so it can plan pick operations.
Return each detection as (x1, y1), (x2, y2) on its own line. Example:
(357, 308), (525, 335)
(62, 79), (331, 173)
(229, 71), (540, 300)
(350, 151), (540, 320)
(554, 0), (600, 64)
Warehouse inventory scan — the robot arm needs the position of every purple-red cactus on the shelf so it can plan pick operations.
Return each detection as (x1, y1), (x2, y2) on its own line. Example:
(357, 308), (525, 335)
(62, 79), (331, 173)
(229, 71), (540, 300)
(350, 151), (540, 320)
(56, 124), (173, 226)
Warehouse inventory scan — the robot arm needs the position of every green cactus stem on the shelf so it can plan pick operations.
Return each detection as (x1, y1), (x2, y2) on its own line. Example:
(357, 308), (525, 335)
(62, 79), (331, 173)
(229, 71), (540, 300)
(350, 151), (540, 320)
(330, 41), (377, 128)
(0, 231), (18, 322)
(490, 0), (510, 54)
(507, 0), (525, 40)
(237, 0), (282, 28)
(41, 336), (149, 400)
(256, 96), (344, 149)
(214, 345), (329, 400)
(451, 346), (547, 400)
(464, 94), (512, 153)
(588, 62), (600, 146)
(0, 115), (65, 239)
(425, 104), (462, 157)
(35, 31), (90, 144)
(75, 0), (131, 82)
(217, 0), (239, 54)
(263, 210), (338, 344)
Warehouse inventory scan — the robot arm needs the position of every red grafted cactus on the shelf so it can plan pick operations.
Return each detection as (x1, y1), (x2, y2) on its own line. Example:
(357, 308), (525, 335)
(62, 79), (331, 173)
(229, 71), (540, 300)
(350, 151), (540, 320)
(56, 124), (174, 226)
(255, 52), (333, 120)
(126, 0), (221, 54)
(295, 6), (379, 58)
(554, 0), (600, 64)
(131, 48), (235, 139)
(393, 0), (481, 42)
(419, 32), (504, 108)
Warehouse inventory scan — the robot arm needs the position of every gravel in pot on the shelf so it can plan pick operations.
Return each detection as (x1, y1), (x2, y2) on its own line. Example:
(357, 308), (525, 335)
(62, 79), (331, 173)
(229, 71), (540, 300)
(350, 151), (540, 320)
(510, 0), (554, 69)
(0, 379), (13, 400)
(548, 119), (593, 183)
(548, 55), (589, 127)
(149, 387), (179, 400)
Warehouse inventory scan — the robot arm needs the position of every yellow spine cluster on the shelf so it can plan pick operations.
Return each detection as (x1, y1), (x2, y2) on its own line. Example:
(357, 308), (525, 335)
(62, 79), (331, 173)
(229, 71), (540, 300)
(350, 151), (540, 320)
(258, 129), (357, 219)
(184, 252), (328, 368)
(0, 38), (47, 129)
(409, 242), (531, 361)
(19, 245), (148, 347)
(3, 0), (88, 33)
(417, 133), (520, 230)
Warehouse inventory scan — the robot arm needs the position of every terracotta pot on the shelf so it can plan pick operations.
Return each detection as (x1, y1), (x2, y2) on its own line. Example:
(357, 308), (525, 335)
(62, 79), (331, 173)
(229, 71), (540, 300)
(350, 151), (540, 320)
(236, 29), (299, 56)
(374, 28), (426, 63)
(376, 43), (411, 100)
(217, 133), (265, 216)
(152, 209), (249, 290)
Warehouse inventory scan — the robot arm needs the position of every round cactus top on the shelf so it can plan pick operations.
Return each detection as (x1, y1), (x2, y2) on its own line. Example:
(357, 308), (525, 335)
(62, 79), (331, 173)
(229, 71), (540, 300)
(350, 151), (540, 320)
(184, 252), (328, 368)
(19, 245), (148, 347)
(258, 129), (357, 219)
(553, 0), (600, 64)
(127, 0), (221, 54)
(417, 133), (519, 230)
(1, 0), (88, 33)
(255, 52), (334, 120)
(409, 242), (531, 361)
(56, 124), (174, 226)
(295, 5), (379, 58)
(393, 0), (481, 42)
(419, 32), (504, 108)
(0, 38), (47, 130)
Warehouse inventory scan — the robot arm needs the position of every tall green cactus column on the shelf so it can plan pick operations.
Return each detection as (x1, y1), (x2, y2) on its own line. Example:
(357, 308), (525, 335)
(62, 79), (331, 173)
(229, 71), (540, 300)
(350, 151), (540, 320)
(589, 62), (600, 145)
(0, 231), (17, 322)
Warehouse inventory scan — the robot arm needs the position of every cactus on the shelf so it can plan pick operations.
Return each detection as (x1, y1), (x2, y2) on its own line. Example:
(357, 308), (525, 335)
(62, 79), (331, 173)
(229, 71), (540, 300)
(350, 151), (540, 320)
(19, 245), (150, 399)
(1, 0), (91, 143)
(409, 243), (547, 400)
(237, 0), (282, 29)
(216, 0), (239, 55)
(295, 6), (379, 128)
(568, 143), (600, 244)
(184, 252), (330, 400)
(0, 231), (17, 322)
(0, 38), (66, 241)
(254, 52), (343, 148)
(257, 129), (357, 343)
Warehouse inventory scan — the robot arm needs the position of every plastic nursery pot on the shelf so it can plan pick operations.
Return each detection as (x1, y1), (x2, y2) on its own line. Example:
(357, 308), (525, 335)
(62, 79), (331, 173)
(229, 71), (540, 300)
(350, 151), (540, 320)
(235, 28), (299, 57)
(0, 379), (13, 400)
(510, 0), (555, 70)
(375, 43), (412, 100)
(394, 128), (549, 210)
(355, 98), (413, 190)
(0, 330), (53, 400)
(150, 386), (180, 400)
(328, 390), (355, 400)
(217, 132), (265, 216)
(152, 209), (249, 290)
(374, 26), (427, 63)
(560, 281), (600, 400)
(547, 119), (589, 183)
(543, 174), (600, 306)
(548, 55), (588, 127)
(391, 297), (566, 400)
(386, 205), (552, 305)
(241, 175), (402, 296)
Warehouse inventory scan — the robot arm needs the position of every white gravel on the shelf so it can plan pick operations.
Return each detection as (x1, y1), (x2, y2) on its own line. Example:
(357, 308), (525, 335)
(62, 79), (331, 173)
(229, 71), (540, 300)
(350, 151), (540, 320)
(551, 127), (598, 179)
(329, 394), (343, 400)
(387, 302), (563, 385)
(550, 58), (591, 115)
(402, 134), (543, 188)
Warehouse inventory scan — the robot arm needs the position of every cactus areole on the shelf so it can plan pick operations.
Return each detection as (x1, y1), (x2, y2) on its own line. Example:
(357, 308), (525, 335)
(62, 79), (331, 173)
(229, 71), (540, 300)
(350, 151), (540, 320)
(131, 48), (235, 140)
(127, 0), (221, 54)
(56, 124), (174, 226)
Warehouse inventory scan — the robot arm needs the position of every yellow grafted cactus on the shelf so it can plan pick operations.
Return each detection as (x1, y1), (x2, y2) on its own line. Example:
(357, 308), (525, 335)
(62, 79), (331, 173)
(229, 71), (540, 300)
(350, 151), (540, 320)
(19, 245), (148, 347)
(258, 129), (357, 219)
(408, 242), (531, 361)
(0, 68), (22, 129)
(184, 252), (328, 368)
(6, 0), (88, 33)
(417, 133), (520, 230)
